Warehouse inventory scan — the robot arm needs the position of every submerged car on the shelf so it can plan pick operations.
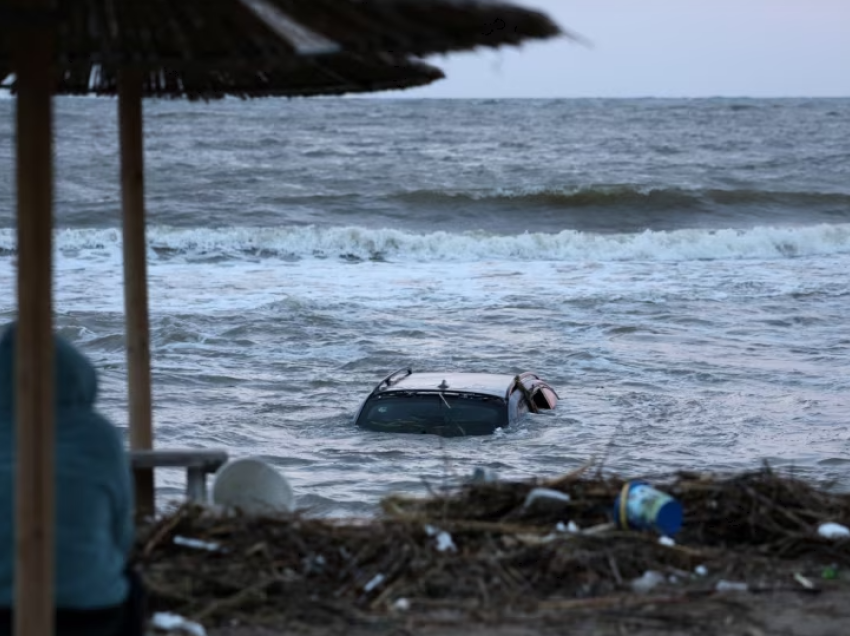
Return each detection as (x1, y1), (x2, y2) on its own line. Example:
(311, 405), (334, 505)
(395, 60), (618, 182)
(354, 368), (559, 437)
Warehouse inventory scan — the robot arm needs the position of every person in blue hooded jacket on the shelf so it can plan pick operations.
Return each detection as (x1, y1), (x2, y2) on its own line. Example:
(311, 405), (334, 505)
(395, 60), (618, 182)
(0, 322), (146, 636)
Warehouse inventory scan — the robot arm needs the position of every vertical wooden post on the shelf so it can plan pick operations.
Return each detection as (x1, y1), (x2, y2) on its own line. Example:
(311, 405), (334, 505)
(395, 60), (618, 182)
(119, 69), (155, 518)
(12, 1), (55, 634)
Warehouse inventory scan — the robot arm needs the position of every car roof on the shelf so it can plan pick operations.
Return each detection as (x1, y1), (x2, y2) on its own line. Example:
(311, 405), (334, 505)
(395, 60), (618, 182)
(382, 372), (517, 399)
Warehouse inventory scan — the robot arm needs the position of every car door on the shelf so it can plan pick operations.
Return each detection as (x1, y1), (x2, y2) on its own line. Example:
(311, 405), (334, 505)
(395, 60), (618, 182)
(515, 373), (559, 411)
(508, 388), (528, 424)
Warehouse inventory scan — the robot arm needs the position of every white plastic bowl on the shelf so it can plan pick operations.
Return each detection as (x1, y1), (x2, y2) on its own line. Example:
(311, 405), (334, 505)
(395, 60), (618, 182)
(211, 457), (294, 514)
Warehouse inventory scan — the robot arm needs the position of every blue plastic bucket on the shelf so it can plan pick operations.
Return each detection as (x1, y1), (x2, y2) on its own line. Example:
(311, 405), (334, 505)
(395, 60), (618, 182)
(613, 481), (683, 536)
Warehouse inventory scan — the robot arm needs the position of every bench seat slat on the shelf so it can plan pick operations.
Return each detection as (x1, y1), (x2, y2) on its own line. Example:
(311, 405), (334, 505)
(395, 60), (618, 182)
(129, 449), (228, 471)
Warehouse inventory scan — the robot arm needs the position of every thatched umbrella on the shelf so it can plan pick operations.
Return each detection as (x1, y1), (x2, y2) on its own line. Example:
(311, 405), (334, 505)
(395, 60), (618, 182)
(1, 1), (561, 633)
(2, 49), (446, 523)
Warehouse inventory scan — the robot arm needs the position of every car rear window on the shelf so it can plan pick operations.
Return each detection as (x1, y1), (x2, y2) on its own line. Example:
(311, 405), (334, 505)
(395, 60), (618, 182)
(357, 393), (507, 434)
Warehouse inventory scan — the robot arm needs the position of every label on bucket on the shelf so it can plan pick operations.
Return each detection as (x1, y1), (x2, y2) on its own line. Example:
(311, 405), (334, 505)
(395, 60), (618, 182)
(615, 482), (683, 536)
(627, 485), (670, 523)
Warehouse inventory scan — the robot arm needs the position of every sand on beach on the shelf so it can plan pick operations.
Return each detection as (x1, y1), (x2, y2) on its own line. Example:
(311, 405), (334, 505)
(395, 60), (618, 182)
(208, 586), (850, 636)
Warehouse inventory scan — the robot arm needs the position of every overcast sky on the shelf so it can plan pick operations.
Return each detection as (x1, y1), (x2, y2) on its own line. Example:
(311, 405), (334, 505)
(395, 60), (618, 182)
(391, 0), (850, 98)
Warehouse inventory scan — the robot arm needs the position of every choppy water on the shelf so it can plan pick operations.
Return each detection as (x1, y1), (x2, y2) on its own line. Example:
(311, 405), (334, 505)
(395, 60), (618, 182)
(1, 97), (849, 515)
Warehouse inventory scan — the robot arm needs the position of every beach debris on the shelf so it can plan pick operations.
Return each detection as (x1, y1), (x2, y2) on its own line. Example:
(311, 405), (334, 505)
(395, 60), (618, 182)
(630, 570), (665, 594)
(555, 520), (580, 533)
(613, 481), (683, 536)
(516, 532), (558, 546)
(436, 531), (457, 552)
(135, 467), (850, 626)
(425, 524), (457, 552)
(821, 564), (838, 579)
(151, 612), (207, 636)
(173, 536), (222, 552)
(658, 536), (676, 547)
(793, 572), (816, 590)
(523, 487), (571, 511)
(715, 580), (749, 593)
(363, 573), (385, 593)
(583, 522), (616, 535)
(392, 598), (411, 612)
(302, 553), (326, 574)
(817, 522), (850, 539)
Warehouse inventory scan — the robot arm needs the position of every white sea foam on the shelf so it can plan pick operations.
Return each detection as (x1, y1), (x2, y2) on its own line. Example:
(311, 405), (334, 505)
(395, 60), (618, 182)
(1, 223), (848, 264)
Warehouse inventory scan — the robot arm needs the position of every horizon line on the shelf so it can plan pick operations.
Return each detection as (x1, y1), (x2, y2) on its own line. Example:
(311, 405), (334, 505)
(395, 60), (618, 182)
(2, 90), (849, 101)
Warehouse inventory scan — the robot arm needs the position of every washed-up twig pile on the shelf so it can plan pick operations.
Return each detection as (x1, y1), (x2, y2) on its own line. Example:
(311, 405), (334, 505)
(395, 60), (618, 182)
(134, 466), (850, 626)
(385, 464), (850, 558)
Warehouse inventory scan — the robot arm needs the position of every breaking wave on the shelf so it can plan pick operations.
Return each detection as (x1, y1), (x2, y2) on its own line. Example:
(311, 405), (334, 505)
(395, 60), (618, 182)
(389, 185), (850, 213)
(2, 223), (850, 264)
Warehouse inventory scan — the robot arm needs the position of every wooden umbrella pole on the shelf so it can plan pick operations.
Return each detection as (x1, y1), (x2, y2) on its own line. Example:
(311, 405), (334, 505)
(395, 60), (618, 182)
(119, 69), (155, 517)
(12, 1), (56, 634)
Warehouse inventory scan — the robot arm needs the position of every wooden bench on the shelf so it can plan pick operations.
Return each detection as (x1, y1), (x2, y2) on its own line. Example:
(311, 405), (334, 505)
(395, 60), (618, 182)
(129, 449), (229, 503)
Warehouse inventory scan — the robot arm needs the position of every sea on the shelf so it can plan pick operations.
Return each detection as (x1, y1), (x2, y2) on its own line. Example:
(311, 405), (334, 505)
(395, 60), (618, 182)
(1, 96), (849, 516)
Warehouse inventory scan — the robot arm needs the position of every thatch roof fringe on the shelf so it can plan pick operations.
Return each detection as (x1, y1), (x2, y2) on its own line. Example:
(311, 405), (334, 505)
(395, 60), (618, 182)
(1, 52), (445, 100)
(0, 0), (561, 65)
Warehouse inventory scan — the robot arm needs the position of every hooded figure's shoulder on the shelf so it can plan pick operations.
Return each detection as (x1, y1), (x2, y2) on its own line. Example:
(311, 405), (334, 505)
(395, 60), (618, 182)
(0, 323), (131, 512)
(54, 329), (100, 409)
(0, 322), (127, 466)
(0, 321), (101, 411)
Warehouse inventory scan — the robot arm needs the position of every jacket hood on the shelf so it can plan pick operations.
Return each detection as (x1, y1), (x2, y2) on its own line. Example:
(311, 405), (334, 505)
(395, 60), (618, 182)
(0, 322), (98, 415)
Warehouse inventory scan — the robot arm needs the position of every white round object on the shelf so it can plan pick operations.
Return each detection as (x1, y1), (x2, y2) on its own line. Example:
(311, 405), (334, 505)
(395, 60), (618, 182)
(211, 457), (294, 514)
(818, 522), (850, 539)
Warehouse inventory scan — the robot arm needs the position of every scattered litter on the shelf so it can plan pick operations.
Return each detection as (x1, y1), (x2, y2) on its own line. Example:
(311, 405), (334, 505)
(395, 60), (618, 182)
(556, 520), (580, 533)
(582, 522), (616, 535)
(173, 536), (222, 552)
(523, 487), (571, 511)
(715, 580), (749, 593)
(392, 598), (411, 611)
(363, 573), (385, 593)
(794, 572), (816, 590)
(151, 612), (207, 636)
(630, 570), (665, 594)
(613, 481), (683, 536)
(658, 536), (676, 546)
(818, 522), (850, 539)
(516, 532), (556, 546)
(425, 524), (457, 551)
(435, 530), (457, 552)
(137, 467), (850, 625)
